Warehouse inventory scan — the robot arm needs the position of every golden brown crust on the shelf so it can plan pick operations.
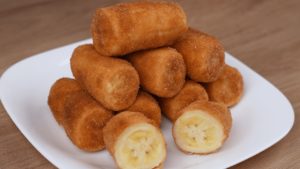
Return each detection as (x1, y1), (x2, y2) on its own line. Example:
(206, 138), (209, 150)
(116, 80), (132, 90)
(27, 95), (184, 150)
(91, 1), (188, 56)
(48, 78), (81, 125)
(103, 111), (157, 155)
(128, 47), (186, 98)
(172, 100), (232, 155)
(125, 91), (161, 127)
(70, 44), (140, 111)
(173, 28), (225, 82)
(64, 91), (113, 152)
(206, 65), (244, 107)
(160, 80), (209, 122)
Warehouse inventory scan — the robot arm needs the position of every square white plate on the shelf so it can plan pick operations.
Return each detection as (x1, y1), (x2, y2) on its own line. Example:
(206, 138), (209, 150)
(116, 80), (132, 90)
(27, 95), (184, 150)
(0, 39), (294, 169)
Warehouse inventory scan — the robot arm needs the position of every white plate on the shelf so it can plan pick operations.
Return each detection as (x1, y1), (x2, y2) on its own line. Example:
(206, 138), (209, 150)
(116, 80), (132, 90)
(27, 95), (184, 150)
(0, 39), (294, 169)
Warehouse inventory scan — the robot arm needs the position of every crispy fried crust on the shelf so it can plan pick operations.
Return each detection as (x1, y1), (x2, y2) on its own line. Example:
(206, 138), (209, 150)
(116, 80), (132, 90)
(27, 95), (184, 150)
(206, 65), (244, 107)
(126, 91), (161, 127)
(173, 100), (232, 154)
(103, 111), (158, 156)
(91, 1), (188, 56)
(128, 47), (186, 98)
(70, 44), (140, 111)
(64, 91), (113, 152)
(173, 28), (225, 82)
(160, 80), (209, 122)
(48, 78), (81, 125)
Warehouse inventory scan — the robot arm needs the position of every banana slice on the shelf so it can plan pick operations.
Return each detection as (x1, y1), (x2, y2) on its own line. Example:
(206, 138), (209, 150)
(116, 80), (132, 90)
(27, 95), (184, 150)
(115, 123), (165, 169)
(173, 100), (232, 154)
(103, 111), (166, 169)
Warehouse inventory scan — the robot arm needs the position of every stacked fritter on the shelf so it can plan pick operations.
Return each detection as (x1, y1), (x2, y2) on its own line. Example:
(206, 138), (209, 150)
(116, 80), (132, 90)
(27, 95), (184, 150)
(48, 1), (244, 169)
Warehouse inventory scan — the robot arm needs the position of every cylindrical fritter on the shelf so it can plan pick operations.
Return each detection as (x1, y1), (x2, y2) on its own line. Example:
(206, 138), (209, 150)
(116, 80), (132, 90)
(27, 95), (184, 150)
(103, 111), (166, 169)
(172, 100), (232, 154)
(206, 65), (244, 107)
(125, 91), (161, 127)
(70, 44), (140, 111)
(64, 91), (113, 152)
(173, 28), (225, 82)
(91, 1), (188, 57)
(128, 47), (186, 98)
(160, 80), (209, 122)
(48, 78), (81, 125)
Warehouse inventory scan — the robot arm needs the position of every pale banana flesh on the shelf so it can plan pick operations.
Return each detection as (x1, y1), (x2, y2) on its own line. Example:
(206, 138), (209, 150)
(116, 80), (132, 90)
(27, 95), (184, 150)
(173, 110), (225, 154)
(115, 123), (166, 169)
